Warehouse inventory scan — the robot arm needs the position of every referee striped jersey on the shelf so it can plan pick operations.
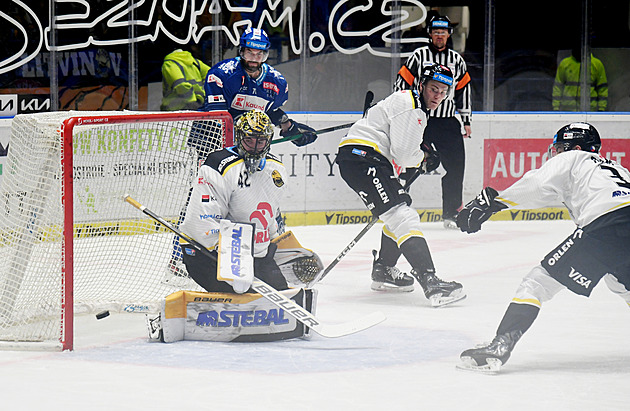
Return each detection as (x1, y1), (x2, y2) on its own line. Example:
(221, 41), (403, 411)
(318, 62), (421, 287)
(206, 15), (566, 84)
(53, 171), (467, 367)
(395, 44), (472, 124)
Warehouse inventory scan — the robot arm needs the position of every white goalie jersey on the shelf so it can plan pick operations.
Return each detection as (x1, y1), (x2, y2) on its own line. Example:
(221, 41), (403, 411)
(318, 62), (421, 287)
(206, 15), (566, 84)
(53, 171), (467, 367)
(496, 150), (630, 227)
(339, 90), (429, 169)
(180, 147), (287, 258)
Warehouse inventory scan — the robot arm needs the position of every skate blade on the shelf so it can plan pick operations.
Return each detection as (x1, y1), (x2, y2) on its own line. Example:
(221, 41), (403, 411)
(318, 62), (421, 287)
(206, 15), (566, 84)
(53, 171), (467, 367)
(371, 281), (414, 293)
(429, 289), (466, 307)
(456, 356), (502, 374)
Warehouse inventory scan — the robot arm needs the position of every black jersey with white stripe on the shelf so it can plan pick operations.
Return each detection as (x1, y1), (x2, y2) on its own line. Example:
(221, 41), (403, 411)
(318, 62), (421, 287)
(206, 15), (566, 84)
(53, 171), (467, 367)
(395, 43), (472, 124)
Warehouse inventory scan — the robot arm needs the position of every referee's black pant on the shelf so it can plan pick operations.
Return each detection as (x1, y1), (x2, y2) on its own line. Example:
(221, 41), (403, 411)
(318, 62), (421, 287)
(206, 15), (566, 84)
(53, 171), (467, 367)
(422, 117), (465, 220)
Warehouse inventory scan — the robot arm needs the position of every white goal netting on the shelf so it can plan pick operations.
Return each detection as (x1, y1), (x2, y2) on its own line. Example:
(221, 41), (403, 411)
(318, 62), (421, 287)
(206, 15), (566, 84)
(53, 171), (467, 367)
(0, 110), (232, 350)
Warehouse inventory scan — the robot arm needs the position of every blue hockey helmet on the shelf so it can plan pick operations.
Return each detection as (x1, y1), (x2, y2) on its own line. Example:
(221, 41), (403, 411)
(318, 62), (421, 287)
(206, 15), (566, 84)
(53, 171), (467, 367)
(239, 28), (271, 51)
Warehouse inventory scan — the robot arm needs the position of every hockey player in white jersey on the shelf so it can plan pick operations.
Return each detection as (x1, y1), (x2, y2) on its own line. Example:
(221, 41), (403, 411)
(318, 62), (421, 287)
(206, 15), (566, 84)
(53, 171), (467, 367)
(457, 122), (630, 372)
(336, 64), (466, 307)
(179, 110), (289, 293)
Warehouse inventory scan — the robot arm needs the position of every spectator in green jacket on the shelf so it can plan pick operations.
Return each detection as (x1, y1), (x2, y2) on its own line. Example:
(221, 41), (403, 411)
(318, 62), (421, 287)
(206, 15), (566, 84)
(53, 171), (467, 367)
(552, 48), (608, 111)
(161, 49), (210, 111)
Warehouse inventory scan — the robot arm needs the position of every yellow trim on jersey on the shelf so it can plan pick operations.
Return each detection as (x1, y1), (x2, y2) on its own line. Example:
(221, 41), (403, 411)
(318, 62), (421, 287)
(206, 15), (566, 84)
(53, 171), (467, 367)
(266, 157), (283, 166)
(406, 90), (418, 109)
(397, 230), (424, 246)
(607, 202), (630, 212)
(511, 297), (542, 308)
(339, 138), (382, 154)
(221, 158), (244, 176)
(382, 226), (397, 242)
(496, 196), (518, 207)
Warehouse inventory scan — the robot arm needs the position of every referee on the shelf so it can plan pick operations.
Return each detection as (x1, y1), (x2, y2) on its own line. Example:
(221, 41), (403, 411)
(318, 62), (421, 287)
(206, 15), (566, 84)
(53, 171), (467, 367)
(395, 15), (472, 229)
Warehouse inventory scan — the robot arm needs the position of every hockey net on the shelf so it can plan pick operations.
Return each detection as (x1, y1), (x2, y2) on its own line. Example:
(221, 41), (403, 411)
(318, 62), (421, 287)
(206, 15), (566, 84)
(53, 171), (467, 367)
(0, 110), (233, 350)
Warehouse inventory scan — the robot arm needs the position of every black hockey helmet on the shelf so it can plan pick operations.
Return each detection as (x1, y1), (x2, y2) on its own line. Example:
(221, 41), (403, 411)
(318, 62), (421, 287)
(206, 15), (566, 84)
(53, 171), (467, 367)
(550, 122), (601, 156)
(235, 110), (274, 173)
(421, 64), (454, 94)
(428, 15), (453, 34)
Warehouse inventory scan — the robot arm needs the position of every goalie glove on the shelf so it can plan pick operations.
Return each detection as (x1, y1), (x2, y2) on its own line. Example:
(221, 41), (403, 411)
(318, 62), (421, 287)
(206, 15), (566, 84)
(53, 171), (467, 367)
(281, 121), (318, 147)
(420, 143), (440, 174)
(456, 187), (507, 234)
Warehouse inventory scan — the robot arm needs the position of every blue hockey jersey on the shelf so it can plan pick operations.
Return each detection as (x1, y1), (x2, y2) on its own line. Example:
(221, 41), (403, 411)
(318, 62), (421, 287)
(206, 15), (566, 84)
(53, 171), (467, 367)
(202, 57), (289, 125)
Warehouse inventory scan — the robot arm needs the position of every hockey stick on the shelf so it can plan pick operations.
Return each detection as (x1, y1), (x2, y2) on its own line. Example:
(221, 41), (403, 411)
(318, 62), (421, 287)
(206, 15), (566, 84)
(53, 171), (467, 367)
(123, 195), (386, 338)
(314, 168), (423, 284)
(270, 122), (354, 145)
(271, 90), (375, 145)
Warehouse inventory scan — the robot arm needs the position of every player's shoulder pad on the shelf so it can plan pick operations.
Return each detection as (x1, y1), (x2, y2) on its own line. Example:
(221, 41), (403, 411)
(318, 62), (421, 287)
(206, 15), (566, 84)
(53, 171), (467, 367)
(266, 152), (283, 165)
(391, 89), (421, 110)
(204, 147), (243, 175)
(212, 57), (241, 79)
(267, 65), (287, 83)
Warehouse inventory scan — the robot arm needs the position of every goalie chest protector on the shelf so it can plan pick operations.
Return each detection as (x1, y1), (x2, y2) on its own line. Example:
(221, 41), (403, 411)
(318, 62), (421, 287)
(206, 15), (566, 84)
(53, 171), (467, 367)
(159, 288), (316, 342)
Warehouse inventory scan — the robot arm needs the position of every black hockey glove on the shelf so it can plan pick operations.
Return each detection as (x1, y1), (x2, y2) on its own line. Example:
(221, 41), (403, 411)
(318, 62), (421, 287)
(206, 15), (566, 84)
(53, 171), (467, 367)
(419, 143), (440, 174)
(456, 187), (507, 234)
(281, 121), (318, 147)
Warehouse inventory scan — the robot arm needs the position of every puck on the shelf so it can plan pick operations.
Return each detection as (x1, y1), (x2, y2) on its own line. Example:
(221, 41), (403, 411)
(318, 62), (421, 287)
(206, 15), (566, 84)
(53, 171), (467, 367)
(95, 310), (110, 320)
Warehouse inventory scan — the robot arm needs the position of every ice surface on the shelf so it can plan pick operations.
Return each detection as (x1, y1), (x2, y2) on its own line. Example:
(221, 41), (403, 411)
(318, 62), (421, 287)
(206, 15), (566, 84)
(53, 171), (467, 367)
(1, 221), (628, 410)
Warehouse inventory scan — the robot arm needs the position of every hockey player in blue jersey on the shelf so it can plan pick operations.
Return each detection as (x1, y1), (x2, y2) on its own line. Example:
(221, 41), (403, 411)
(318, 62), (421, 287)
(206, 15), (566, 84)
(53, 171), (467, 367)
(202, 27), (317, 147)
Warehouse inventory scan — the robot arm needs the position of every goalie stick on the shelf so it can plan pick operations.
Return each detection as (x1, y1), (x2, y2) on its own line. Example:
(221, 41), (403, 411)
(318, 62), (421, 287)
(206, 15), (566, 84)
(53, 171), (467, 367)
(123, 195), (386, 338)
(313, 168), (422, 285)
(272, 90), (375, 145)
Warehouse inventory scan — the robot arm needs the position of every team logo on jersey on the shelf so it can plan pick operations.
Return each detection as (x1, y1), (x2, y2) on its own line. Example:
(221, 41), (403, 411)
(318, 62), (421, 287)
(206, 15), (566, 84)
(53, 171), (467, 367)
(272, 170), (284, 187)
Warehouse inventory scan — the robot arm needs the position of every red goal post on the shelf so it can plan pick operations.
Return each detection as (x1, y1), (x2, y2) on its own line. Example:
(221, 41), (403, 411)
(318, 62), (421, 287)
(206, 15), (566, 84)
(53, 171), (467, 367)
(0, 110), (233, 351)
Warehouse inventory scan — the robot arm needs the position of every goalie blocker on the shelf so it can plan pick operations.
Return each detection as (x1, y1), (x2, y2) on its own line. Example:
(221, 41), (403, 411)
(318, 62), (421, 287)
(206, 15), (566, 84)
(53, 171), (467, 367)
(148, 288), (317, 343)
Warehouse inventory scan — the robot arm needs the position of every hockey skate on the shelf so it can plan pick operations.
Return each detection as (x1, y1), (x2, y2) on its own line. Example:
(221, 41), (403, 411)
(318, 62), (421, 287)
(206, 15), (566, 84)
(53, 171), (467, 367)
(411, 269), (465, 307)
(146, 313), (164, 342)
(457, 333), (517, 373)
(443, 218), (458, 230)
(371, 250), (414, 292)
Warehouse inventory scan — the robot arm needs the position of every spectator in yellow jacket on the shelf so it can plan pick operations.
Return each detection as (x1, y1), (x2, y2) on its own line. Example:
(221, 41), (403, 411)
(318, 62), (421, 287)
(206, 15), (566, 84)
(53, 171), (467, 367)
(552, 48), (608, 111)
(161, 49), (210, 111)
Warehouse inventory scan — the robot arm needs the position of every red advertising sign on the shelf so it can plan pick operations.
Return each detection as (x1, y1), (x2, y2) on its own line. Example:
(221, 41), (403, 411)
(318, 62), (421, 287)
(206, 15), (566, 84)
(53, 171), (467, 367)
(484, 139), (630, 190)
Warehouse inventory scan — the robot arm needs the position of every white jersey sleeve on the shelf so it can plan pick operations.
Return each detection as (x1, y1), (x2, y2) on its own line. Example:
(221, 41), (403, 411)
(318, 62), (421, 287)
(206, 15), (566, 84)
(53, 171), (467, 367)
(496, 150), (630, 226)
(340, 90), (428, 168)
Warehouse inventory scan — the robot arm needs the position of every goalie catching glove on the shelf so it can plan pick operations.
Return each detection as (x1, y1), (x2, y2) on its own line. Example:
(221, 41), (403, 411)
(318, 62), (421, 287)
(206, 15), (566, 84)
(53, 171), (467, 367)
(281, 121), (318, 146)
(456, 187), (507, 234)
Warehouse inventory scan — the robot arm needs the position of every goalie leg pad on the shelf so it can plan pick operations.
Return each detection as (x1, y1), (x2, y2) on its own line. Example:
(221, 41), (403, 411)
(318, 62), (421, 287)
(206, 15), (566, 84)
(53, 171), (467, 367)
(157, 289), (317, 343)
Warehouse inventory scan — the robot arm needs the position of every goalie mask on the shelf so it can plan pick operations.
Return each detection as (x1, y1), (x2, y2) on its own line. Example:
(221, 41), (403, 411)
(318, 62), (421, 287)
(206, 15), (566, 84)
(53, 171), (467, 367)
(235, 110), (274, 173)
(549, 122), (601, 157)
